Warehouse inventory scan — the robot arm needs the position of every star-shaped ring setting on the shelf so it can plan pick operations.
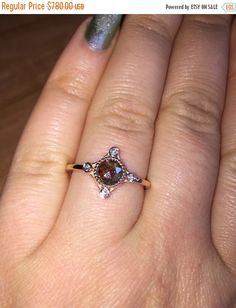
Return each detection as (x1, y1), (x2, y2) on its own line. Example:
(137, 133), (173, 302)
(66, 147), (151, 199)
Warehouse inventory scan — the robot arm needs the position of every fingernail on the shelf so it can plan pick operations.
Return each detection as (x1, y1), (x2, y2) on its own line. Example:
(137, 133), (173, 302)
(85, 14), (123, 50)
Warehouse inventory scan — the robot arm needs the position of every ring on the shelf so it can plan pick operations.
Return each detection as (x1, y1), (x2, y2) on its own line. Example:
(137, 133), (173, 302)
(66, 146), (151, 199)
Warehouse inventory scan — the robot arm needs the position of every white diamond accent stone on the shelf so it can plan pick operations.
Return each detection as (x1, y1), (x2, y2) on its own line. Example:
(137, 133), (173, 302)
(83, 162), (92, 172)
(109, 146), (120, 157)
(99, 186), (110, 199)
(127, 173), (139, 182)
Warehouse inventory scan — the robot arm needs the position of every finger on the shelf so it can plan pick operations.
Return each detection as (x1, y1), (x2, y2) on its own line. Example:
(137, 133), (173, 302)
(53, 15), (182, 247)
(211, 18), (236, 273)
(0, 16), (121, 258)
(137, 16), (232, 252)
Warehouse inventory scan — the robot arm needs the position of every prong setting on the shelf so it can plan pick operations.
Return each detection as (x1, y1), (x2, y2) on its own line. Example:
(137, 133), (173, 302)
(83, 162), (92, 172)
(109, 146), (120, 158)
(67, 146), (149, 198)
(99, 186), (110, 199)
(126, 172), (140, 183)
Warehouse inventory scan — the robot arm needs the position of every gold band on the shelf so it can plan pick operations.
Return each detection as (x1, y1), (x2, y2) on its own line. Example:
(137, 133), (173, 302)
(139, 178), (151, 189)
(66, 164), (83, 171)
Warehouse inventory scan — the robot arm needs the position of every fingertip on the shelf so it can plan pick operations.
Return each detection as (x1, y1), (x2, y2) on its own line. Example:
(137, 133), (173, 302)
(84, 15), (123, 51)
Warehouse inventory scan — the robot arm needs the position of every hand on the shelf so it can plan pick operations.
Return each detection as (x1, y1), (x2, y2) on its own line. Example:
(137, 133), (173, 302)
(0, 14), (236, 307)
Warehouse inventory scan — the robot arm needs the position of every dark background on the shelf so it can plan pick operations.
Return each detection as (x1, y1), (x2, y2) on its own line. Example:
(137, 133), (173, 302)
(0, 15), (87, 190)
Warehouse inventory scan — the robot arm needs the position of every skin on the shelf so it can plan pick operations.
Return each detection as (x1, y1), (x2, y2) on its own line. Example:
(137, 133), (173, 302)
(0, 14), (236, 307)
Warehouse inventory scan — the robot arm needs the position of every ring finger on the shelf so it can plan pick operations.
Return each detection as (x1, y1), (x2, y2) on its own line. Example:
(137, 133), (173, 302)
(55, 15), (182, 246)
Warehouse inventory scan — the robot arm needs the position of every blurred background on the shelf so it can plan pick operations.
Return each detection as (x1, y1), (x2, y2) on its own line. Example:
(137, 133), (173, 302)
(0, 15), (87, 191)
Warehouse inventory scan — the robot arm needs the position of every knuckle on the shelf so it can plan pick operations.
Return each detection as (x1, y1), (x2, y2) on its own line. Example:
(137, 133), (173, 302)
(46, 70), (91, 107)
(126, 15), (174, 47)
(93, 96), (155, 139)
(161, 88), (220, 138)
(187, 15), (231, 32)
(11, 147), (67, 178)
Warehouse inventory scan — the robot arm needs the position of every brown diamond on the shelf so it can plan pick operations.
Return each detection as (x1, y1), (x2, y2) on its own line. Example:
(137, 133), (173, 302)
(97, 159), (123, 186)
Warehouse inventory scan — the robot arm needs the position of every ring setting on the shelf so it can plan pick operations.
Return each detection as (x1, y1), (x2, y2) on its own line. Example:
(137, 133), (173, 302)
(66, 147), (150, 199)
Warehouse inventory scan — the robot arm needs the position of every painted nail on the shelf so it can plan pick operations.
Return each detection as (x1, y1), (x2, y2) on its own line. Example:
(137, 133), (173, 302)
(85, 14), (123, 50)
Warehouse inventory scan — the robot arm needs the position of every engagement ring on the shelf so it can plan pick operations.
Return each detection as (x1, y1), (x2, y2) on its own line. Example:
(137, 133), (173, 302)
(66, 147), (150, 199)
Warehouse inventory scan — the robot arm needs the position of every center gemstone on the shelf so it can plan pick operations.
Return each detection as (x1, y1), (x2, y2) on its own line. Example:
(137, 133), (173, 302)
(97, 159), (123, 186)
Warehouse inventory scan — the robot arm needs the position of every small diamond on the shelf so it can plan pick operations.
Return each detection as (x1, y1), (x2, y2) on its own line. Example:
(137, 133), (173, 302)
(127, 173), (139, 182)
(83, 162), (92, 172)
(109, 147), (120, 157)
(99, 186), (110, 199)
